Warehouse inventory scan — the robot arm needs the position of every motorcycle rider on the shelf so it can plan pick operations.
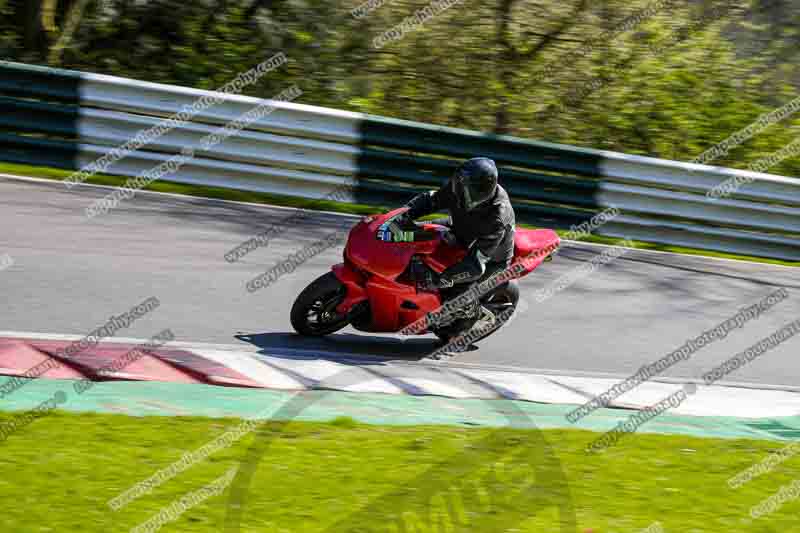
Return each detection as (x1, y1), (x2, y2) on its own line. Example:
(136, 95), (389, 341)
(395, 157), (516, 351)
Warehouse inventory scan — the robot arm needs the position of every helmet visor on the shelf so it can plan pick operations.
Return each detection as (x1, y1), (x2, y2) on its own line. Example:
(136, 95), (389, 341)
(456, 172), (494, 210)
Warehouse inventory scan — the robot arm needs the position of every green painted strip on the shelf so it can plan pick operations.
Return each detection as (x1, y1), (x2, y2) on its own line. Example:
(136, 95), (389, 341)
(358, 148), (600, 207)
(358, 114), (604, 176)
(0, 62), (82, 171)
(355, 115), (603, 228)
(354, 178), (598, 228)
(352, 179), (427, 206)
(745, 420), (800, 440)
(512, 202), (598, 229)
(0, 133), (79, 170)
(0, 61), (82, 103)
(2, 378), (796, 442)
(0, 96), (80, 137)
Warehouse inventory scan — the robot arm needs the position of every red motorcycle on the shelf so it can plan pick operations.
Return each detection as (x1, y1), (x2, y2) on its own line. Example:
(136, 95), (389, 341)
(290, 208), (560, 343)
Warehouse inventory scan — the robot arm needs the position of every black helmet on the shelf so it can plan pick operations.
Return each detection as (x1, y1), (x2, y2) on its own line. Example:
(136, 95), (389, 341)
(451, 157), (498, 211)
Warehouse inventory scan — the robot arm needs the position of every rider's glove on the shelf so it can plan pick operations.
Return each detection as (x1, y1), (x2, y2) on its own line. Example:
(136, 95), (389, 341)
(439, 229), (459, 248)
(395, 210), (412, 227)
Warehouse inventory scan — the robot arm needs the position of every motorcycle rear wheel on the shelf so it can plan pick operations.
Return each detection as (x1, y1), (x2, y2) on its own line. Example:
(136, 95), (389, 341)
(290, 272), (350, 336)
(433, 281), (519, 345)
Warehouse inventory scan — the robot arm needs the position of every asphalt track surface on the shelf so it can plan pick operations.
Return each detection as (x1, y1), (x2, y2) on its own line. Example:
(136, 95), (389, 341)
(1, 175), (798, 389)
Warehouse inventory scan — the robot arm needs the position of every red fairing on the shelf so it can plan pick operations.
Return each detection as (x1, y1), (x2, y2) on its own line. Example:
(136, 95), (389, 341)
(365, 276), (441, 332)
(332, 260), (443, 332)
(511, 229), (561, 275)
(329, 209), (560, 334)
(344, 210), (440, 279)
(332, 262), (367, 313)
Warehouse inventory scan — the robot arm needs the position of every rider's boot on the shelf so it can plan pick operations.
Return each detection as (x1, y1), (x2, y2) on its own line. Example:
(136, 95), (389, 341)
(428, 305), (496, 360)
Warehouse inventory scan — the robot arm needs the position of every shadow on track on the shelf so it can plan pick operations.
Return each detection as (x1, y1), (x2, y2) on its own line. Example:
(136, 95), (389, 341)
(233, 331), (479, 362)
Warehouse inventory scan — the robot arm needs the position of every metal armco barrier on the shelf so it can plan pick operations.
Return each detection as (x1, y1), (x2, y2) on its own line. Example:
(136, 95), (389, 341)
(1, 60), (798, 261)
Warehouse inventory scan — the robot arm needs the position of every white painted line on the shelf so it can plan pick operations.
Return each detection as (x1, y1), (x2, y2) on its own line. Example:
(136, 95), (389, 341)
(257, 355), (404, 395)
(189, 348), (304, 390)
(551, 375), (800, 419)
(5, 330), (800, 394)
(4, 330), (800, 417)
(0, 330), (263, 354)
(393, 378), (475, 399)
(102, 371), (152, 380)
(673, 385), (800, 418)
(550, 375), (684, 409)
(459, 369), (587, 404)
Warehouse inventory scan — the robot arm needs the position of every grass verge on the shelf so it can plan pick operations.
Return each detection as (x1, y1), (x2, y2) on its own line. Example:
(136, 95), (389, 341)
(0, 410), (798, 532)
(2, 161), (797, 267)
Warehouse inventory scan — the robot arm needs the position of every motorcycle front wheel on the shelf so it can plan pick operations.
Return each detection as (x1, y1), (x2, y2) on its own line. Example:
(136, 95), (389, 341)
(290, 272), (350, 336)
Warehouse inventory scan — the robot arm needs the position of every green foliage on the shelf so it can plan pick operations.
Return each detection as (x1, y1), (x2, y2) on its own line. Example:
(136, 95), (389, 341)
(1, 409), (800, 531)
(2, 0), (800, 176)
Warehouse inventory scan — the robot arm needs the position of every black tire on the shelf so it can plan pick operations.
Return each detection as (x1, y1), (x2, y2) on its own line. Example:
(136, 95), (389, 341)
(474, 280), (520, 343)
(290, 272), (350, 336)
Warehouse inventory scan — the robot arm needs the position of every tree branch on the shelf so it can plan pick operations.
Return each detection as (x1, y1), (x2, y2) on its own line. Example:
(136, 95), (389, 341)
(519, 0), (589, 60)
